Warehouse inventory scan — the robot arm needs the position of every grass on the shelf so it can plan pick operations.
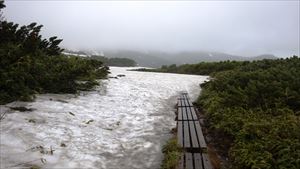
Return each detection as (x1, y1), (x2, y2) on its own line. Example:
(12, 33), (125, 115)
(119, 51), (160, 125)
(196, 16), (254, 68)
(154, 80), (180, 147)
(161, 137), (182, 169)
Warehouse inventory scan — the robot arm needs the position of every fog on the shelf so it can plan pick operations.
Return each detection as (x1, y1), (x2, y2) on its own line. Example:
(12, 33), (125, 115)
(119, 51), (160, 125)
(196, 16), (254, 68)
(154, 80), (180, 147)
(3, 0), (300, 57)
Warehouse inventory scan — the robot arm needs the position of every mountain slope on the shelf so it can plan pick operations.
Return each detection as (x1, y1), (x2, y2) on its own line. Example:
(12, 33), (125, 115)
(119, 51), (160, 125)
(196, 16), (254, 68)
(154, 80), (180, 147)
(102, 50), (277, 68)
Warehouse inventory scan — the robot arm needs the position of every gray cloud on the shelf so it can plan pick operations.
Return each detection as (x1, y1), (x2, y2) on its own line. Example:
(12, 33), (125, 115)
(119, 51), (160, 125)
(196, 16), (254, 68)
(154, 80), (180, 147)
(3, 0), (300, 57)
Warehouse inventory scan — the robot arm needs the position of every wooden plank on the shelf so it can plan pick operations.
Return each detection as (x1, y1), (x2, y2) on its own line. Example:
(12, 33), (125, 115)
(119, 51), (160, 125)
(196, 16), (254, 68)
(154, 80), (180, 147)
(183, 94), (192, 106)
(178, 153), (184, 169)
(186, 99), (193, 107)
(194, 121), (207, 149)
(180, 96), (193, 107)
(185, 153), (193, 169)
(189, 121), (199, 148)
(202, 153), (213, 169)
(189, 107), (198, 120)
(183, 121), (191, 148)
(178, 99), (183, 107)
(185, 99), (190, 106)
(184, 98), (190, 107)
(184, 106), (196, 121)
(183, 94), (189, 100)
(182, 92), (188, 96)
(177, 121), (183, 147)
(178, 107), (183, 121)
(186, 107), (193, 120)
(194, 153), (203, 169)
(182, 107), (188, 120)
(178, 94), (185, 99)
(182, 99), (186, 107)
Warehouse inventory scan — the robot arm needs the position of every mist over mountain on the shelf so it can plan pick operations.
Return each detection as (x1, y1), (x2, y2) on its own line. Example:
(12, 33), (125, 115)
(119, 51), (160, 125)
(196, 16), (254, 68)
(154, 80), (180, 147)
(78, 50), (277, 68)
(250, 54), (278, 60)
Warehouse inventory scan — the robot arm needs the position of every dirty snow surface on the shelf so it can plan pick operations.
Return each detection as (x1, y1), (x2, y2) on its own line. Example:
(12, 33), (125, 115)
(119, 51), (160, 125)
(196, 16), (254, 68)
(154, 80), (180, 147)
(0, 67), (208, 169)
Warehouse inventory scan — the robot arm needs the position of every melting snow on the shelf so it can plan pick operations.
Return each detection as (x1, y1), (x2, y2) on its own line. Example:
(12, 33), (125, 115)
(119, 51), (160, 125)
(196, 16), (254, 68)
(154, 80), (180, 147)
(0, 67), (208, 169)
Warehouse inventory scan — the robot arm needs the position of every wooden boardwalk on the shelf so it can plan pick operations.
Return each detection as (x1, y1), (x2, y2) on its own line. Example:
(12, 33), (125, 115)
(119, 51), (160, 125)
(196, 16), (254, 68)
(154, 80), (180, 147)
(176, 92), (213, 169)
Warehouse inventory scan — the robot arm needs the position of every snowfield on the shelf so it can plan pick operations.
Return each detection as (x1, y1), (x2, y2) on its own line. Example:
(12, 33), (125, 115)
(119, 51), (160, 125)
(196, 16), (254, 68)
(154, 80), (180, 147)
(0, 67), (208, 169)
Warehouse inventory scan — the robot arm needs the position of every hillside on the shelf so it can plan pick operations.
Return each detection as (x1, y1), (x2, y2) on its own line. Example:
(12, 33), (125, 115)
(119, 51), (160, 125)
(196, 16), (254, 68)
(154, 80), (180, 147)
(89, 55), (136, 67)
(63, 50), (137, 67)
(101, 50), (277, 68)
(63, 49), (277, 68)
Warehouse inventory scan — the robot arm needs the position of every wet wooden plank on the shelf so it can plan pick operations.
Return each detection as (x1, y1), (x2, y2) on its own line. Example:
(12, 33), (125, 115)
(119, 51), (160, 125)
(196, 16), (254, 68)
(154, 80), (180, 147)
(182, 107), (188, 120)
(178, 99), (184, 107)
(186, 107), (193, 120)
(186, 99), (193, 107)
(184, 98), (190, 107)
(185, 153), (193, 169)
(194, 121), (207, 149)
(183, 94), (192, 106)
(178, 107), (183, 121)
(178, 95), (185, 99)
(178, 153), (184, 169)
(202, 153), (213, 169)
(182, 92), (188, 96)
(194, 153), (203, 169)
(177, 121), (183, 147)
(189, 121), (199, 148)
(183, 94), (189, 100)
(183, 121), (191, 148)
(190, 107), (198, 120)
(179, 94), (193, 107)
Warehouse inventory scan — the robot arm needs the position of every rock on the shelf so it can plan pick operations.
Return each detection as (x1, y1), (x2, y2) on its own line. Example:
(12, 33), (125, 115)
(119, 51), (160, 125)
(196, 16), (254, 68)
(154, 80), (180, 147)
(60, 143), (67, 147)
(26, 118), (46, 124)
(85, 119), (94, 124)
(27, 145), (54, 155)
(117, 74), (126, 77)
(10, 107), (35, 112)
(104, 128), (113, 131)
(69, 112), (75, 116)
(28, 119), (36, 123)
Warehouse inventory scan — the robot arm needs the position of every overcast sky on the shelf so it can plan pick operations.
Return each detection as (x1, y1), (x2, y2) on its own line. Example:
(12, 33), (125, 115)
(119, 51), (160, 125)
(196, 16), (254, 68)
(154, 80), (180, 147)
(3, 0), (300, 57)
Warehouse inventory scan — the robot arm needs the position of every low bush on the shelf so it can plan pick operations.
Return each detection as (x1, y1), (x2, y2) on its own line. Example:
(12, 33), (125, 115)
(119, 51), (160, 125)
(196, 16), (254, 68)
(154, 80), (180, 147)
(0, 2), (109, 104)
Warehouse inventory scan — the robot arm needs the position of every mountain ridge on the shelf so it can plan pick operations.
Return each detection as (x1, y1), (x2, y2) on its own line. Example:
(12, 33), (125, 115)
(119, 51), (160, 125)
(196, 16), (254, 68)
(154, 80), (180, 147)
(64, 49), (278, 68)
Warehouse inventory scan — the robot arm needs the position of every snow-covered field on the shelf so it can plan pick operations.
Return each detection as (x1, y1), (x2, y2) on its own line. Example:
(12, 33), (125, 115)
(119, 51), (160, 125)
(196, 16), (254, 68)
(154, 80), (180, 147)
(0, 67), (208, 169)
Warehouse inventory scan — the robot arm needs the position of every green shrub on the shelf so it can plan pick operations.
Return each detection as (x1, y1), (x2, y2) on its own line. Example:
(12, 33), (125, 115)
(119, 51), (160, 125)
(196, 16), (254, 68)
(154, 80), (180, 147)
(161, 138), (182, 169)
(196, 57), (300, 168)
(0, 2), (109, 104)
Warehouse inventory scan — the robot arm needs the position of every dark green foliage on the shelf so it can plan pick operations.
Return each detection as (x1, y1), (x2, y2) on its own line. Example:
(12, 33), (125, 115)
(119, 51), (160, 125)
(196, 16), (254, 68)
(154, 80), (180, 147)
(196, 57), (300, 169)
(0, 1), (5, 9)
(90, 55), (137, 67)
(0, 1), (5, 22)
(0, 2), (108, 104)
(0, 21), (63, 55)
(155, 57), (300, 168)
(157, 61), (245, 75)
(135, 60), (246, 75)
(10, 106), (34, 112)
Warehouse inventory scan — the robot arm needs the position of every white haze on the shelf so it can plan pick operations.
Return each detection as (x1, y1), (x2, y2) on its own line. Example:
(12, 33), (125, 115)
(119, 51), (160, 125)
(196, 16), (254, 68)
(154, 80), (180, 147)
(3, 0), (300, 57)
